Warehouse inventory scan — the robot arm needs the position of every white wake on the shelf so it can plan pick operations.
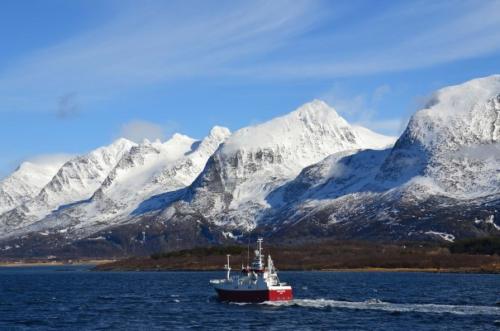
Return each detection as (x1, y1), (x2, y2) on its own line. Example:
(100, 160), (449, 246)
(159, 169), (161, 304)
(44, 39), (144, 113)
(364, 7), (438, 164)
(261, 299), (500, 316)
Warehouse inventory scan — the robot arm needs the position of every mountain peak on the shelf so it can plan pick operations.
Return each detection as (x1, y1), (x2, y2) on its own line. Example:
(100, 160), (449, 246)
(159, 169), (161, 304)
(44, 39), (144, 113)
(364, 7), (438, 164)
(170, 133), (194, 142)
(403, 74), (500, 148)
(13, 161), (50, 176)
(295, 99), (330, 110)
(111, 137), (135, 148)
(83, 138), (136, 163)
(293, 99), (340, 118)
(15, 161), (34, 172)
(221, 99), (355, 156)
(0, 156), (71, 215)
(208, 126), (231, 139)
(417, 74), (500, 120)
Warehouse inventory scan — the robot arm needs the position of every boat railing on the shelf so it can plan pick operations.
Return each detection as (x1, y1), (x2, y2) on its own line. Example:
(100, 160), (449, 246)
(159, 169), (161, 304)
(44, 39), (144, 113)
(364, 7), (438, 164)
(209, 276), (238, 285)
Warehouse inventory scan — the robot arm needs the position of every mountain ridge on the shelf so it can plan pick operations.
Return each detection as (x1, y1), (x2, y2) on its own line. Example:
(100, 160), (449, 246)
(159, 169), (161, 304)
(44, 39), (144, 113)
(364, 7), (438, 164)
(1, 76), (500, 258)
(0, 138), (136, 235)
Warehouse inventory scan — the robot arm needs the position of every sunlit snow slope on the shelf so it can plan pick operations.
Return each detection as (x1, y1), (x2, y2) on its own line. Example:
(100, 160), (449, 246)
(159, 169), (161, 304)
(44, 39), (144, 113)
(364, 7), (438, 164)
(0, 156), (71, 215)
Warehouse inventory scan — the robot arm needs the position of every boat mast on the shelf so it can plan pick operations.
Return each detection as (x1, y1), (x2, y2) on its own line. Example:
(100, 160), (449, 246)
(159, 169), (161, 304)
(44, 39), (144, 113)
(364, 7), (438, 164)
(225, 254), (231, 280)
(247, 237), (250, 269)
(257, 238), (263, 269)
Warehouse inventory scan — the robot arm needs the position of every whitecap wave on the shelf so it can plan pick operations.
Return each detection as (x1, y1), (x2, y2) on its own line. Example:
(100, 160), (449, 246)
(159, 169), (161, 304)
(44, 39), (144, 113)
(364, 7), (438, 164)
(228, 302), (253, 306)
(262, 299), (500, 316)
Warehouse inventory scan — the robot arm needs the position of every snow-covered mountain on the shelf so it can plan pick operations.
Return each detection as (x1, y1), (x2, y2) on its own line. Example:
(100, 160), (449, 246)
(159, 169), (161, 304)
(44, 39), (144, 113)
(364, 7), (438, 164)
(377, 74), (500, 197)
(265, 75), (500, 242)
(0, 138), (135, 234)
(0, 156), (71, 215)
(19, 127), (231, 238)
(151, 100), (395, 231)
(1, 75), (500, 259)
(0, 99), (396, 257)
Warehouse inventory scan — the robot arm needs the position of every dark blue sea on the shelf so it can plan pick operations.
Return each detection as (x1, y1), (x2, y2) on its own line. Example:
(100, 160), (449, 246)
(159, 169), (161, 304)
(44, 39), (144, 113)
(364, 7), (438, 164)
(0, 266), (499, 330)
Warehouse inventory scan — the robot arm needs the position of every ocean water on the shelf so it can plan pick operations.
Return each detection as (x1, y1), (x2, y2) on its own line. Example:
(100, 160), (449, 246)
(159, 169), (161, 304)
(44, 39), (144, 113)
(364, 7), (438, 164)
(0, 266), (499, 330)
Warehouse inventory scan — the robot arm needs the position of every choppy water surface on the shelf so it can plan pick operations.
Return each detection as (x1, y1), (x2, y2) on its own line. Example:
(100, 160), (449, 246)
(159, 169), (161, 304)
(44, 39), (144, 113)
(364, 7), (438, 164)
(0, 266), (499, 330)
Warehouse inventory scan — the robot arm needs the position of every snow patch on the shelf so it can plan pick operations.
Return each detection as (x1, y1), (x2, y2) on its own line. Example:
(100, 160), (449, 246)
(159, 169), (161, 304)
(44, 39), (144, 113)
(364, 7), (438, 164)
(222, 231), (236, 239)
(86, 236), (106, 241)
(327, 214), (341, 225)
(425, 231), (455, 242)
(475, 215), (500, 231)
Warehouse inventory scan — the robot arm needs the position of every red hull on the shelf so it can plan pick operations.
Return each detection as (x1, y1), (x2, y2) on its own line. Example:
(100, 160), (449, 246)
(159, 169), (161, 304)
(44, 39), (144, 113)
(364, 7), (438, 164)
(216, 288), (293, 302)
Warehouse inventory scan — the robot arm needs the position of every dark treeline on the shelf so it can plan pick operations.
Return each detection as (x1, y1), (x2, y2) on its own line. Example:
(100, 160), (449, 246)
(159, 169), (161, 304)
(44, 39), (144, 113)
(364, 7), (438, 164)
(151, 246), (246, 260)
(95, 240), (500, 273)
(449, 236), (500, 255)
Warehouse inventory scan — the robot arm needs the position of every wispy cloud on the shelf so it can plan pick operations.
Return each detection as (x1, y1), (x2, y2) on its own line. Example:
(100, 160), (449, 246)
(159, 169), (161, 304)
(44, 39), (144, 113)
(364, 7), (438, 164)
(0, 153), (74, 180)
(321, 83), (403, 136)
(250, 0), (500, 77)
(372, 85), (391, 103)
(362, 119), (404, 135)
(56, 92), (79, 119)
(0, 0), (322, 111)
(26, 153), (74, 166)
(119, 120), (180, 143)
(1, 0), (500, 112)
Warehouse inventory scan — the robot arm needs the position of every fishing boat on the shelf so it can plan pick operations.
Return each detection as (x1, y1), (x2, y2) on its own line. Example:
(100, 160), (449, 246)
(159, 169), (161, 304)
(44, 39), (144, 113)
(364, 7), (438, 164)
(210, 238), (293, 302)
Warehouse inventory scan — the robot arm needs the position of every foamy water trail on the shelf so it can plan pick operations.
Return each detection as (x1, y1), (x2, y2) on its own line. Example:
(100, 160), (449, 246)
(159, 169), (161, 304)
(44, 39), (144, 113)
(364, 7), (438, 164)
(261, 299), (500, 316)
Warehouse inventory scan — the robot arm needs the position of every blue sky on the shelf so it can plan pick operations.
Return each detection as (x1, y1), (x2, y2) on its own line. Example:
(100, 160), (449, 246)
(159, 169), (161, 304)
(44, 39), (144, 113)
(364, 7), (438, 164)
(1, 0), (500, 177)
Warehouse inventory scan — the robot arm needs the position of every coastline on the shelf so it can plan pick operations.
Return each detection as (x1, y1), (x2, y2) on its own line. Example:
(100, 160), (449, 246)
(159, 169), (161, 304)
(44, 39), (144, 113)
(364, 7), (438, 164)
(90, 241), (500, 273)
(3, 241), (499, 274)
(90, 267), (499, 274)
(0, 262), (498, 274)
(92, 264), (500, 274)
(0, 260), (115, 267)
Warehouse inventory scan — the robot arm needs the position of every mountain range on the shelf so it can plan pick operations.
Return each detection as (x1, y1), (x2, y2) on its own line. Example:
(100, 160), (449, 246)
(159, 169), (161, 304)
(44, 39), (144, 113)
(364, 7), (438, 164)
(1, 75), (499, 258)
